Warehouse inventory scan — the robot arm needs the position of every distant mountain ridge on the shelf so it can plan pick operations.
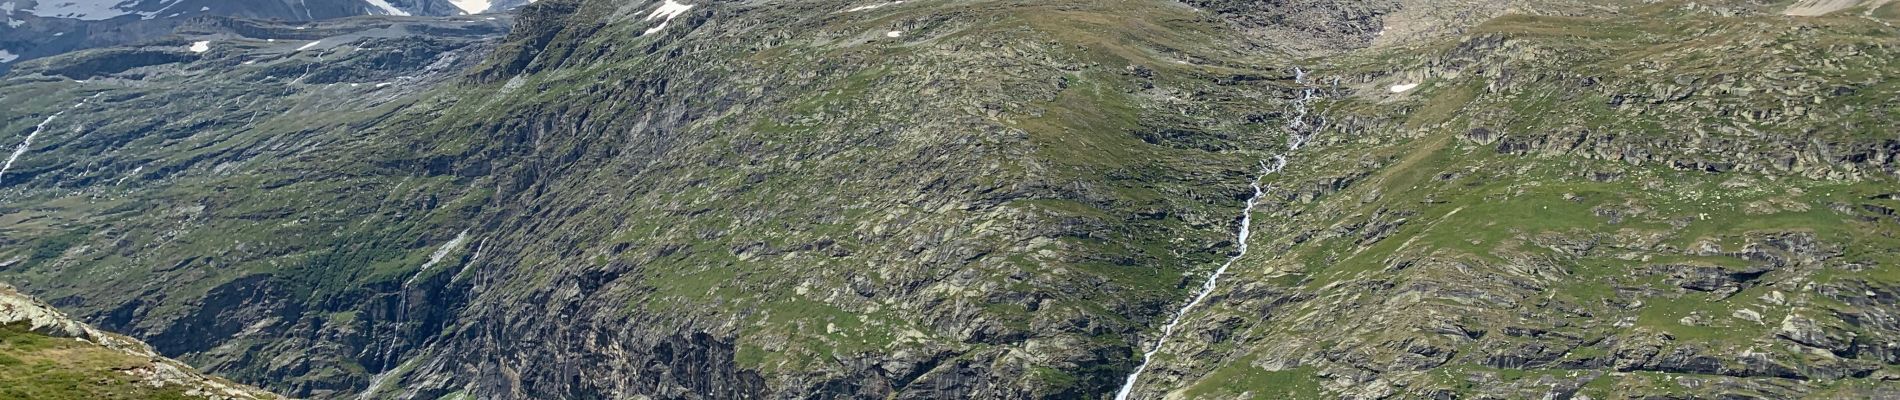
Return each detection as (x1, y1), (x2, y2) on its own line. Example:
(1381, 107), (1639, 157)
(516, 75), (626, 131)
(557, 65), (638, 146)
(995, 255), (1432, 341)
(0, 0), (522, 73)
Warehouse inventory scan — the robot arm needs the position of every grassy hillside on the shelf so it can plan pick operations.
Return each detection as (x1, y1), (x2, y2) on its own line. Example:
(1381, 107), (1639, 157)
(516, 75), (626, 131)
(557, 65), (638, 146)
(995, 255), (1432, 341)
(1127, 1), (1900, 398)
(1, 324), (203, 400)
(1, 282), (281, 400)
(0, 0), (1893, 398)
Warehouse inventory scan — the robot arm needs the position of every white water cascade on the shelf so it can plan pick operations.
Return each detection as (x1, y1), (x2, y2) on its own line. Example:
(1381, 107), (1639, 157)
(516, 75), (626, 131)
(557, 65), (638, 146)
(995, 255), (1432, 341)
(1, 97), (94, 186)
(1113, 67), (1319, 400)
(359, 230), (470, 400)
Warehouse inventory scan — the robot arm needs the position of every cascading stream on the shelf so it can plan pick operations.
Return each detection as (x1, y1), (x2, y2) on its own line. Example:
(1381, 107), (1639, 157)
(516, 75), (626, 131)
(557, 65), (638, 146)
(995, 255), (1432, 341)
(359, 230), (469, 400)
(1113, 68), (1318, 400)
(1, 96), (96, 186)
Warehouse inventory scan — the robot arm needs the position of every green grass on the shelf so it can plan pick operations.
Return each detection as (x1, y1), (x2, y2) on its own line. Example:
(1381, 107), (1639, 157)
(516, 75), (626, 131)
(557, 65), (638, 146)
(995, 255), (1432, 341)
(0, 324), (199, 400)
(1180, 358), (1323, 399)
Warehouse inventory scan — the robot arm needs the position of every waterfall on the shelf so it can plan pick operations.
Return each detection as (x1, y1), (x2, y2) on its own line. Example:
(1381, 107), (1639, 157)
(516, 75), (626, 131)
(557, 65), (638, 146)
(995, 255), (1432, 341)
(1113, 67), (1318, 400)
(2, 97), (95, 186)
(360, 230), (469, 400)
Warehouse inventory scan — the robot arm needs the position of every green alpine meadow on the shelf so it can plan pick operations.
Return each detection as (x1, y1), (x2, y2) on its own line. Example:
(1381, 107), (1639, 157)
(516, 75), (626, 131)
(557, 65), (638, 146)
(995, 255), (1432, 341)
(0, 0), (1894, 398)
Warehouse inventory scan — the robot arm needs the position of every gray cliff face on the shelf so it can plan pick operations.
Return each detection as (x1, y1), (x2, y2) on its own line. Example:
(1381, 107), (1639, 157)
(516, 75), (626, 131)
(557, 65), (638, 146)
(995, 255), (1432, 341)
(0, 0), (1897, 399)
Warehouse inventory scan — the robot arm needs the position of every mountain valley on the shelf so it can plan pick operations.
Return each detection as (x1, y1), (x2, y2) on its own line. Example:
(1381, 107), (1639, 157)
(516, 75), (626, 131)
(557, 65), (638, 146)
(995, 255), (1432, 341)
(0, 0), (1896, 398)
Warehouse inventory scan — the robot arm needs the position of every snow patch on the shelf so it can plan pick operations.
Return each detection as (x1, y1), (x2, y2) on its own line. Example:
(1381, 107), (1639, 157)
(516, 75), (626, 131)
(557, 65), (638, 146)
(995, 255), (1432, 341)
(188, 40), (210, 53)
(641, 0), (693, 36)
(2, 1), (22, 27)
(1388, 82), (1418, 93)
(449, 0), (491, 14)
(0, 49), (17, 63)
(362, 0), (411, 16)
(23, 0), (156, 20)
(845, 1), (903, 12)
(643, 21), (671, 35)
(418, 231), (471, 273)
(115, 166), (142, 185)
(296, 40), (323, 51)
(885, 30), (902, 38)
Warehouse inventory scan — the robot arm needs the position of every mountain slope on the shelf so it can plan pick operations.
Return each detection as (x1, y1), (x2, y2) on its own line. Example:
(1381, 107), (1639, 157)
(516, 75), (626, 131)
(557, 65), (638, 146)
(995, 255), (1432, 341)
(0, 0), (1894, 399)
(0, 0), (489, 74)
(3, 0), (1301, 396)
(0, 13), (510, 397)
(1122, 2), (1900, 398)
(2, 282), (283, 400)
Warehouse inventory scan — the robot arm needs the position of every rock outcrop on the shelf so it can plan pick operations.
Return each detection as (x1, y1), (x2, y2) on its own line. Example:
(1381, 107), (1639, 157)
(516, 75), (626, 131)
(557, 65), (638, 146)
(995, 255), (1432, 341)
(1, 282), (284, 400)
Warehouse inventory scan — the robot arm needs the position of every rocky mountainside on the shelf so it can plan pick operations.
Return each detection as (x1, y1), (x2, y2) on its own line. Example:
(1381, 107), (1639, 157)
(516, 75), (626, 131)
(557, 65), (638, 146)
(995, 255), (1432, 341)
(2, 281), (284, 399)
(0, 0), (513, 74)
(1122, 1), (1900, 398)
(0, 0), (1895, 399)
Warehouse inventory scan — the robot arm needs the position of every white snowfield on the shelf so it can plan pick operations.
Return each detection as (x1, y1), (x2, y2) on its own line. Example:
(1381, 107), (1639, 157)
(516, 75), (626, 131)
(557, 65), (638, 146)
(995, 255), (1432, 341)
(0, 49), (18, 63)
(1389, 82), (1419, 93)
(418, 230), (471, 273)
(297, 40), (324, 51)
(14, 0), (444, 21)
(362, 0), (410, 16)
(448, 0), (490, 14)
(845, 0), (904, 12)
(2, 1), (22, 27)
(641, 0), (693, 36)
(19, 0), (163, 20)
(188, 40), (211, 53)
